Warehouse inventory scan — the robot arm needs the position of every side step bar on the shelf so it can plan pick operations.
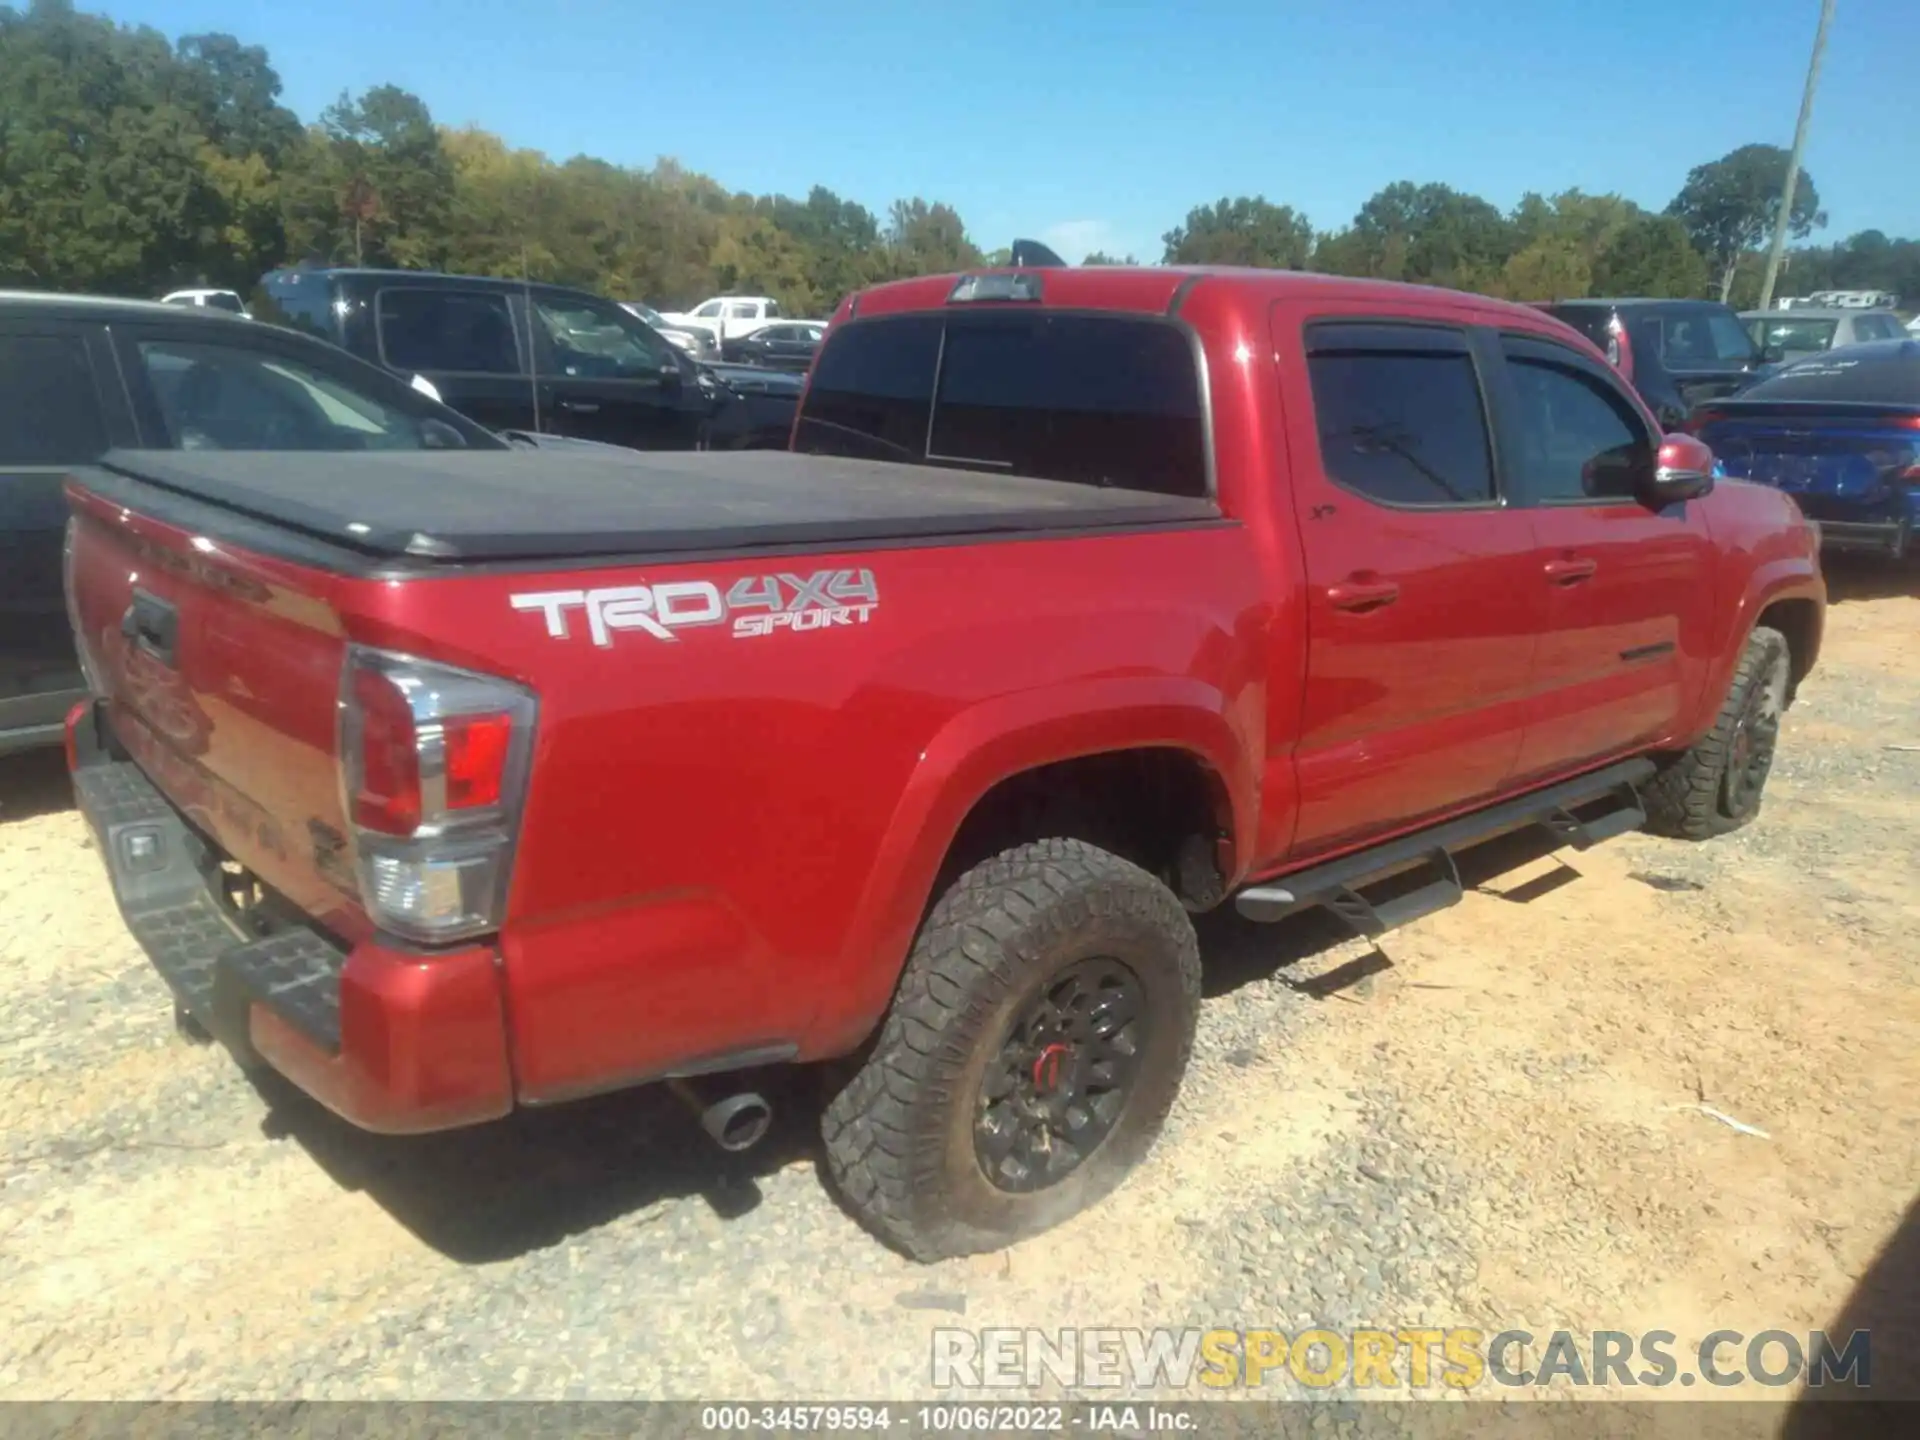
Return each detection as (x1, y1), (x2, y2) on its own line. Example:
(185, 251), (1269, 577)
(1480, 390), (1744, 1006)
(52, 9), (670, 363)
(1235, 758), (1655, 936)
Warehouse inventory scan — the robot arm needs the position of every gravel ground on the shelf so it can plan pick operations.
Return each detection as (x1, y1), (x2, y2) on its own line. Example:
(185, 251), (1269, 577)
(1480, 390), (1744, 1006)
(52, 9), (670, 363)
(3, 571), (1917, 1407)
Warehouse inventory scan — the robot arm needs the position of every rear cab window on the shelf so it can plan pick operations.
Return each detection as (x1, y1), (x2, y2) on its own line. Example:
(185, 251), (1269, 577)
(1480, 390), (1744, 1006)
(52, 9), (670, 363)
(259, 274), (340, 342)
(795, 311), (1209, 498)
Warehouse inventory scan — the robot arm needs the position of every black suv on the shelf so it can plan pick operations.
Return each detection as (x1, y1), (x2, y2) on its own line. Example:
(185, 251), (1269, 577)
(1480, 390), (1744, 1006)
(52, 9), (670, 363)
(1540, 298), (1764, 428)
(0, 290), (510, 756)
(257, 268), (801, 452)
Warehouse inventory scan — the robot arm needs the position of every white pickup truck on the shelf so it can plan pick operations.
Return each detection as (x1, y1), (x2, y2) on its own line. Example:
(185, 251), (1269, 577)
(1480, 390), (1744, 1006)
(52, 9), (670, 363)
(656, 295), (784, 349)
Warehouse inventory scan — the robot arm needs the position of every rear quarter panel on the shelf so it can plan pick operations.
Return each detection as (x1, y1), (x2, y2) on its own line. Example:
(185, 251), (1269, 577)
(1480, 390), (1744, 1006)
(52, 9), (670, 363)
(464, 526), (1268, 1098)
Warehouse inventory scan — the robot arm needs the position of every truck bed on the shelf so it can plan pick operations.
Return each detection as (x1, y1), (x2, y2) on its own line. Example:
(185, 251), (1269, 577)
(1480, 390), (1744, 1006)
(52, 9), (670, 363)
(81, 448), (1222, 566)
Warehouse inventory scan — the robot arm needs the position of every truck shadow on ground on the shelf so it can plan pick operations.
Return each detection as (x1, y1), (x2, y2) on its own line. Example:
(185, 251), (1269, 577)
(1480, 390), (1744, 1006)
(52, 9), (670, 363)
(1778, 1189), (1920, 1434)
(0, 747), (73, 826)
(249, 822), (1595, 1266)
(1824, 556), (1919, 605)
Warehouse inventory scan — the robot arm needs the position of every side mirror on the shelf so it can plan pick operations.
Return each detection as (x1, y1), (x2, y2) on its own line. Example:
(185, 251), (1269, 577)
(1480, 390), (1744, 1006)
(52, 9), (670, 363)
(1643, 433), (1716, 505)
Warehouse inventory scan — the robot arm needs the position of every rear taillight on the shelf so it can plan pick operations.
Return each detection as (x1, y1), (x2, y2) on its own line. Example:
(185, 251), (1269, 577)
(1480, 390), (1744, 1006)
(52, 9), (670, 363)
(62, 517), (101, 694)
(339, 647), (538, 945)
(1608, 315), (1634, 383)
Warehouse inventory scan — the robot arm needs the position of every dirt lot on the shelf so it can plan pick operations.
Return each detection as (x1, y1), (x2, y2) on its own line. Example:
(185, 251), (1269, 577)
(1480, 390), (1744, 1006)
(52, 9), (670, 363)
(3, 572), (1917, 1408)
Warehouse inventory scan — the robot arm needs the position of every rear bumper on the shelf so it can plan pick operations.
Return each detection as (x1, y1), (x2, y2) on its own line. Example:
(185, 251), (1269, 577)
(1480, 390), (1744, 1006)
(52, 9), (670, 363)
(68, 700), (513, 1135)
(1814, 518), (1910, 559)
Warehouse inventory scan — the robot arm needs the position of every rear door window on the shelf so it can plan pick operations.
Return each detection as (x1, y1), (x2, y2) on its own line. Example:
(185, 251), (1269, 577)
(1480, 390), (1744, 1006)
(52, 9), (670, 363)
(1304, 327), (1496, 507)
(376, 289), (521, 375)
(796, 312), (1208, 497)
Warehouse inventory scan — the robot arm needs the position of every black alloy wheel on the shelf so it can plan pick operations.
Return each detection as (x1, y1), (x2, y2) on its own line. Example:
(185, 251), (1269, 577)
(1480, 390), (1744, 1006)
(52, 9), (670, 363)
(974, 958), (1146, 1193)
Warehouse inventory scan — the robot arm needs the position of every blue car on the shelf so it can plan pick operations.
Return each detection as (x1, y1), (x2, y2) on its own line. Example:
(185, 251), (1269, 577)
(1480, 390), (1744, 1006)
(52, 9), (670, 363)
(1690, 339), (1920, 560)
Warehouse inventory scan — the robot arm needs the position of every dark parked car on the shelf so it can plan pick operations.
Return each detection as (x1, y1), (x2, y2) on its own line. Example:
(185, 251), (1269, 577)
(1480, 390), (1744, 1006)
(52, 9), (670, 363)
(1539, 298), (1764, 429)
(257, 268), (801, 452)
(0, 288), (515, 757)
(721, 320), (826, 370)
(1690, 338), (1920, 559)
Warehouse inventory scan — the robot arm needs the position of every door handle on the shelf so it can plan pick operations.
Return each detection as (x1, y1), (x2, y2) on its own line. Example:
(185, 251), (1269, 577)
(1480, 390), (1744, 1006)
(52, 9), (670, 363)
(1326, 576), (1401, 612)
(558, 400), (601, 414)
(1543, 556), (1598, 585)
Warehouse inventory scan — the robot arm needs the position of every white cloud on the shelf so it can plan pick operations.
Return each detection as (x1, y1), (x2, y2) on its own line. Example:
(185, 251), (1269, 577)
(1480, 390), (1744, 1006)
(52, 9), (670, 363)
(1038, 219), (1130, 263)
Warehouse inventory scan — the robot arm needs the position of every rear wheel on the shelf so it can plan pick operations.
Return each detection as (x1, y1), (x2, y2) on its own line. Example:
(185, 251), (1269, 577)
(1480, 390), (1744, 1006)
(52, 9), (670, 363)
(822, 838), (1201, 1261)
(1644, 625), (1791, 840)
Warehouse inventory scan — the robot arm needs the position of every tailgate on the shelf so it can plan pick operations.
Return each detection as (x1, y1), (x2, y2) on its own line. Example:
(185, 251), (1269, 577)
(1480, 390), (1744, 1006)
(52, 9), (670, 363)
(65, 481), (365, 939)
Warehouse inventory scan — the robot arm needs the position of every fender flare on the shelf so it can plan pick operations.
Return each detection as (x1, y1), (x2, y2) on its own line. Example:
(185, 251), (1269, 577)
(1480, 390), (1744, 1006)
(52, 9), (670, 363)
(1689, 559), (1824, 740)
(800, 676), (1254, 1054)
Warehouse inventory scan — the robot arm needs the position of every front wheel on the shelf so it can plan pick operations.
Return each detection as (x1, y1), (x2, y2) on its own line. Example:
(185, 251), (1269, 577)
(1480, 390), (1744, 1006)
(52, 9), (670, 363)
(822, 839), (1201, 1261)
(1643, 625), (1792, 840)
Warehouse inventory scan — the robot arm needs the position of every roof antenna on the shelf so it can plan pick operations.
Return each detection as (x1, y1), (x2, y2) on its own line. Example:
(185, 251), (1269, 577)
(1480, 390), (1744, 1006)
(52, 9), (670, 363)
(522, 243), (541, 435)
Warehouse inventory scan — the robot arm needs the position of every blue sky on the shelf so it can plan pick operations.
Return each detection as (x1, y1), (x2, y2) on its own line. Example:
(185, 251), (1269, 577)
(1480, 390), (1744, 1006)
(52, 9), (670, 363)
(111, 0), (1919, 261)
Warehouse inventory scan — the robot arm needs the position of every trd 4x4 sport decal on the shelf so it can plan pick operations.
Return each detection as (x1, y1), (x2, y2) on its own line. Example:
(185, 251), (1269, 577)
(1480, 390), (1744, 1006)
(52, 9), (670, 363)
(511, 568), (879, 646)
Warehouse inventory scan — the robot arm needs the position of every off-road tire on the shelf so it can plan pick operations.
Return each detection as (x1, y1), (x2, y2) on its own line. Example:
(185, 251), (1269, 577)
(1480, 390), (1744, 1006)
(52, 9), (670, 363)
(1643, 625), (1792, 841)
(822, 838), (1201, 1262)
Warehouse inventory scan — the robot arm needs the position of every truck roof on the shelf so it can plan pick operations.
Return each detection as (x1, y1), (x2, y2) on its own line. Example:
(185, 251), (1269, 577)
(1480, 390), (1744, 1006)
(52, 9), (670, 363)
(842, 264), (1569, 329)
(84, 448), (1221, 566)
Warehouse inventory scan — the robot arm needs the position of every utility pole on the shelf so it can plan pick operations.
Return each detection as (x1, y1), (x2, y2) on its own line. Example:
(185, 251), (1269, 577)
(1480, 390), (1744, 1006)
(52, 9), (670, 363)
(1758, 0), (1835, 312)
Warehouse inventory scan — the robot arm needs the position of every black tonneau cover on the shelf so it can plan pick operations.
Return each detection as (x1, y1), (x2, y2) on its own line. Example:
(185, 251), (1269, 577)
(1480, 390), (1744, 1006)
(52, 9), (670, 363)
(89, 448), (1221, 562)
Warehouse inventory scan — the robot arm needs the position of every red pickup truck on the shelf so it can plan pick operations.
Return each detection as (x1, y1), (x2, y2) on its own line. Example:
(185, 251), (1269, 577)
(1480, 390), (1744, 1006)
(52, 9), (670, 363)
(62, 264), (1824, 1261)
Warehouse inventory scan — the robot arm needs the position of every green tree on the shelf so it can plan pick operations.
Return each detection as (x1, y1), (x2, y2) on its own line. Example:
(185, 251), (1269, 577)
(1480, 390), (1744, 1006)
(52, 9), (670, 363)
(1161, 197), (1312, 268)
(282, 85), (453, 268)
(1590, 214), (1711, 298)
(0, 0), (224, 291)
(1500, 238), (1592, 301)
(1344, 181), (1515, 292)
(1665, 144), (1825, 303)
(1081, 251), (1140, 265)
(883, 198), (980, 276)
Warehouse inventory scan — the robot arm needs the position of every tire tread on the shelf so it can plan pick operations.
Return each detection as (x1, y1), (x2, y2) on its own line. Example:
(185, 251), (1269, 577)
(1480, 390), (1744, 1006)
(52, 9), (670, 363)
(1643, 625), (1789, 841)
(821, 838), (1200, 1261)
